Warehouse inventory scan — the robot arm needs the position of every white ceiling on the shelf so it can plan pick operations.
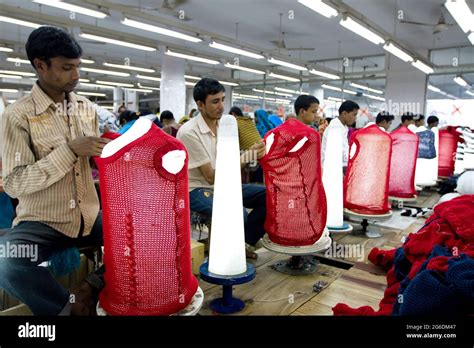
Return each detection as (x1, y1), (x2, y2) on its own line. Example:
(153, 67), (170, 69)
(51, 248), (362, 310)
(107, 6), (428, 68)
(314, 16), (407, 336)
(1, 0), (473, 103)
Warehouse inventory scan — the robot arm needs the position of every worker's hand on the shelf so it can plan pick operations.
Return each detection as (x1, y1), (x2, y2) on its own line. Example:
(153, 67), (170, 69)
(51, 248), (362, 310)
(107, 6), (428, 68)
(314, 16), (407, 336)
(67, 136), (111, 157)
(249, 140), (266, 160)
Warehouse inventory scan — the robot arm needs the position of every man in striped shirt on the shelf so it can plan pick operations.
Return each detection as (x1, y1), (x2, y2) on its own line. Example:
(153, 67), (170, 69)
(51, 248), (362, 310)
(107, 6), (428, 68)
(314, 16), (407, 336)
(0, 27), (109, 315)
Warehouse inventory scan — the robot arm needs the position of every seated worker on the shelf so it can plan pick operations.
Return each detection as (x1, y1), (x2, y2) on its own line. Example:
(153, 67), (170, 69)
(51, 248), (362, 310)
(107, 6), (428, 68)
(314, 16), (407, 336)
(375, 111), (395, 131)
(414, 114), (425, 128)
(0, 26), (110, 316)
(321, 100), (359, 173)
(160, 110), (180, 137)
(427, 115), (439, 129)
(399, 112), (415, 131)
(118, 110), (140, 134)
(294, 94), (320, 131)
(229, 106), (262, 151)
(177, 78), (267, 258)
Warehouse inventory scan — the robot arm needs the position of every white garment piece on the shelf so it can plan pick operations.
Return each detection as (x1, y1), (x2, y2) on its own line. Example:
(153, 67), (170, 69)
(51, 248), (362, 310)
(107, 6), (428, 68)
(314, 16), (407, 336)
(322, 117), (349, 167)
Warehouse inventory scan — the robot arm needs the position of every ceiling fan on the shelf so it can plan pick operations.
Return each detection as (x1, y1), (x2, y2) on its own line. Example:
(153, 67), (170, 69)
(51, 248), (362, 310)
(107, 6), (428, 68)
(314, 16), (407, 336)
(270, 13), (315, 53)
(399, 12), (454, 34)
(120, 0), (193, 21)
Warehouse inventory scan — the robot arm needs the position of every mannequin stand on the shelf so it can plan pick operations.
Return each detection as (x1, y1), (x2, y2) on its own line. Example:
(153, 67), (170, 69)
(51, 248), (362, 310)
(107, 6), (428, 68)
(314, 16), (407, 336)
(262, 228), (332, 275)
(344, 209), (393, 238)
(199, 262), (255, 314)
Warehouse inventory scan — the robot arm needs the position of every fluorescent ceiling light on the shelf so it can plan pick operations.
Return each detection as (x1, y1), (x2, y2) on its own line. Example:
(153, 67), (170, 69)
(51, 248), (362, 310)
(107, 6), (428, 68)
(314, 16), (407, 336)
(383, 42), (413, 62)
(328, 97), (343, 102)
(344, 89), (357, 95)
(6, 57), (30, 64)
(184, 75), (200, 80)
(309, 69), (339, 79)
(427, 85), (441, 93)
(80, 67), (130, 77)
(0, 16), (41, 28)
(79, 82), (115, 89)
(96, 80), (134, 87)
(166, 49), (219, 65)
(268, 72), (300, 82)
(79, 33), (156, 52)
(209, 41), (264, 59)
(465, 90), (474, 96)
(185, 81), (196, 86)
(238, 93), (260, 99)
(122, 18), (202, 43)
(363, 93), (385, 101)
(101, 106), (114, 110)
(454, 76), (469, 87)
(339, 16), (385, 45)
(79, 78), (89, 82)
(81, 58), (95, 64)
(33, 0), (107, 18)
(224, 63), (265, 75)
(444, 0), (474, 33)
(0, 47), (13, 52)
(124, 88), (153, 93)
(137, 83), (160, 91)
(350, 82), (383, 94)
(274, 92), (293, 97)
(0, 88), (19, 92)
(297, 0), (338, 18)
(219, 80), (239, 86)
(411, 60), (434, 74)
(136, 74), (161, 82)
(77, 91), (107, 97)
(469, 32), (474, 45)
(0, 74), (22, 79)
(275, 87), (298, 93)
(253, 88), (275, 95)
(7, 99), (17, 103)
(322, 84), (342, 92)
(103, 62), (155, 73)
(0, 70), (35, 77)
(268, 57), (307, 71)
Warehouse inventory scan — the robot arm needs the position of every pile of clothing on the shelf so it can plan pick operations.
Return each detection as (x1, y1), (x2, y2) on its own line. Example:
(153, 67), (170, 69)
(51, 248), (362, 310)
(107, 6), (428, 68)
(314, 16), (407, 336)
(333, 194), (474, 315)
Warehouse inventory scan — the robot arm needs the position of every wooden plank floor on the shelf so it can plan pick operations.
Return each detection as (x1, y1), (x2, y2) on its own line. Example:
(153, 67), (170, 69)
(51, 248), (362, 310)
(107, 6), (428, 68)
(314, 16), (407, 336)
(199, 189), (439, 316)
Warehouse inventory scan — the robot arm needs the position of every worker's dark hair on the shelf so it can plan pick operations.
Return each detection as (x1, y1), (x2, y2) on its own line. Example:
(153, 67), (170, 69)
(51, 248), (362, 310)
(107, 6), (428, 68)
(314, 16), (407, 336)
(338, 100), (359, 114)
(26, 26), (82, 69)
(193, 78), (225, 103)
(294, 95), (320, 115)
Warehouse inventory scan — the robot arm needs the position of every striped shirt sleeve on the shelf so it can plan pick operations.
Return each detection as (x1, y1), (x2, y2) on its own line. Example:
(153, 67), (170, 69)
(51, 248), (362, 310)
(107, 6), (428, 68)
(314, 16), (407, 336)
(2, 106), (77, 198)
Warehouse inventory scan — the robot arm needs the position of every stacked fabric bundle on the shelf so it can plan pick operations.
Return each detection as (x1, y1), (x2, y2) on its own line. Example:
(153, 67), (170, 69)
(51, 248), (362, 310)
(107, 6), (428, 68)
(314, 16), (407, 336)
(333, 195), (474, 315)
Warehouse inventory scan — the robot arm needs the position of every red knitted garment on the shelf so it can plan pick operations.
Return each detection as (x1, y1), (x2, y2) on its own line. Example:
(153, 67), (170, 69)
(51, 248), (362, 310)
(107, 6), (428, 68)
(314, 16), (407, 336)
(344, 124), (392, 215)
(94, 124), (198, 315)
(438, 126), (460, 177)
(388, 126), (418, 198)
(333, 195), (474, 316)
(260, 119), (327, 246)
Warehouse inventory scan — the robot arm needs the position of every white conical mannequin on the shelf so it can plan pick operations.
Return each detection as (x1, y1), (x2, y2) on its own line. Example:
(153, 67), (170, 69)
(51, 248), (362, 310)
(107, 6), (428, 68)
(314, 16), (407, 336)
(208, 115), (247, 276)
(322, 127), (344, 228)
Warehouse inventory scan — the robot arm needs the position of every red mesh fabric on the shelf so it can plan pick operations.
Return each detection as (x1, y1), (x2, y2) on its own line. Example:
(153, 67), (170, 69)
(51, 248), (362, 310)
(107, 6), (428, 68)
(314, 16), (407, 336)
(260, 119), (327, 246)
(388, 126), (419, 198)
(438, 126), (460, 177)
(101, 132), (121, 141)
(94, 124), (198, 315)
(344, 124), (392, 215)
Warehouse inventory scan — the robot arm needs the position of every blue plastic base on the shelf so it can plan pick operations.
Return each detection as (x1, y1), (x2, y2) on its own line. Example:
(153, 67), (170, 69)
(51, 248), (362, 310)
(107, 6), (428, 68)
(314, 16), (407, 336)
(200, 262), (256, 314)
(209, 296), (245, 314)
(327, 222), (353, 233)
